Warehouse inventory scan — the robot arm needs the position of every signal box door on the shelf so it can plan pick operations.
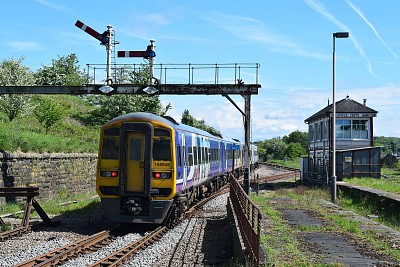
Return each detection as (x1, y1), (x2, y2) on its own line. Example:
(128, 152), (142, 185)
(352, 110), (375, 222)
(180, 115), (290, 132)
(125, 132), (145, 192)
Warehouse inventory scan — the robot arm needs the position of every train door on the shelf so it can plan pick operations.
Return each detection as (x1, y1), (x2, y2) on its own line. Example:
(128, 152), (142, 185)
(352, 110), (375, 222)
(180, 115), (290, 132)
(181, 132), (187, 189)
(125, 132), (145, 192)
(119, 122), (152, 196)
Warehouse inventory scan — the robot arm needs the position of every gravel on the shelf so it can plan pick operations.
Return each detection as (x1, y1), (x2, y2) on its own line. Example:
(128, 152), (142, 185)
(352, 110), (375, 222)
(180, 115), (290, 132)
(0, 232), (73, 266)
(0, 187), (232, 266)
(60, 233), (144, 267)
(122, 192), (231, 267)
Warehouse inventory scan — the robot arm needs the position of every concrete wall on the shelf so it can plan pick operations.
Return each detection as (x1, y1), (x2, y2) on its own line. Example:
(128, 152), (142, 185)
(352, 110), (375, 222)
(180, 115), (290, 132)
(0, 152), (98, 202)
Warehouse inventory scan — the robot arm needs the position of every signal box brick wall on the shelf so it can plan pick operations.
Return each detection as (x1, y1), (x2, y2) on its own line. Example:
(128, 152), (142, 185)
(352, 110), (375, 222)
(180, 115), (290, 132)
(0, 152), (97, 203)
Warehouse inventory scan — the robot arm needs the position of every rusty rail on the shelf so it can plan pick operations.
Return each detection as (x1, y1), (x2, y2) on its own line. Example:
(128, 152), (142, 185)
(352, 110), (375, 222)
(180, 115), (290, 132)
(229, 174), (262, 266)
(0, 187), (55, 240)
(15, 230), (112, 267)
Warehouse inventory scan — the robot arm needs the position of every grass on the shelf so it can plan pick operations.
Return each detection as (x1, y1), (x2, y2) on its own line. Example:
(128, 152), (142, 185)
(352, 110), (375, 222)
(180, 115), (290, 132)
(0, 95), (99, 153)
(32, 191), (101, 217)
(267, 159), (300, 169)
(343, 176), (400, 195)
(0, 121), (98, 153)
(253, 194), (314, 266)
(0, 191), (101, 224)
(252, 185), (400, 266)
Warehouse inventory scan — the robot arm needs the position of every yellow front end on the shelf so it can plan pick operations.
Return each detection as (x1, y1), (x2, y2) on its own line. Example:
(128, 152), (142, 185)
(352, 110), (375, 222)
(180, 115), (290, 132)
(95, 114), (177, 224)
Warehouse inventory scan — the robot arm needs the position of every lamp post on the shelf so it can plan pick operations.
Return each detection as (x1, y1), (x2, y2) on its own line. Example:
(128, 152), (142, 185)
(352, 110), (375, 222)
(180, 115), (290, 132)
(332, 32), (349, 203)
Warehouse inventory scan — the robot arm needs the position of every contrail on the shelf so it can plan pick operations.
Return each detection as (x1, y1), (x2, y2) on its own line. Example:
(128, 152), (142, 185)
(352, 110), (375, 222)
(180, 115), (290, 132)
(347, 0), (398, 58)
(304, 0), (378, 78)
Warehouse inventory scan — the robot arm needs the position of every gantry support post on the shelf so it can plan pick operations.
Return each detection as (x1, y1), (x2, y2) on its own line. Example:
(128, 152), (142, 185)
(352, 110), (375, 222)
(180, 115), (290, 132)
(243, 94), (251, 194)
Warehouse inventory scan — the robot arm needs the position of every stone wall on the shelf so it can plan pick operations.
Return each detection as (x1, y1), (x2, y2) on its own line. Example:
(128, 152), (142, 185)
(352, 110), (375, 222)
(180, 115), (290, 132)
(0, 152), (98, 202)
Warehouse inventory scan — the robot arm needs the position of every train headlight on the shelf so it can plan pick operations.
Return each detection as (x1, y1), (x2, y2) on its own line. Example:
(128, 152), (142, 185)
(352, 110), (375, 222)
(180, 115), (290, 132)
(153, 172), (171, 179)
(100, 170), (119, 178)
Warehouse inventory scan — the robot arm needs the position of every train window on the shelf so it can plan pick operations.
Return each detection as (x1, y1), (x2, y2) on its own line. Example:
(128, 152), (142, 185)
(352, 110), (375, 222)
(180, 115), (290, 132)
(188, 146), (193, 166)
(154, 128), (170, 137)
(129, 139), (142, 161)
(193, 147), (198, 165)
(101, 136), (119, 159)
(153, 138), (171, 161)
(183, 145), (186, 168)
(104, 127), (120, 136)
(177, 146), (182, 167)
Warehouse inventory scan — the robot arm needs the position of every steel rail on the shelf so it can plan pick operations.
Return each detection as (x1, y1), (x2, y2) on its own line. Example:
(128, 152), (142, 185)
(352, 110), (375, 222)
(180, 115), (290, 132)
(15, 230), (111, 267)
(89, 185), (229, 267)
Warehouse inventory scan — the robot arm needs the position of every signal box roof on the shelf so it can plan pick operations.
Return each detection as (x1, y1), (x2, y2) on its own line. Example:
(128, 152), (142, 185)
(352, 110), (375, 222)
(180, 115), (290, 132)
(304, 96), (378, 124)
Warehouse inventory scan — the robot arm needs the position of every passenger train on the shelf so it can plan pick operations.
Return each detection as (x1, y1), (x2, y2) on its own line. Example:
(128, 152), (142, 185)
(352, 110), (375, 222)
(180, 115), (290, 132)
(96, 112), (258, 224)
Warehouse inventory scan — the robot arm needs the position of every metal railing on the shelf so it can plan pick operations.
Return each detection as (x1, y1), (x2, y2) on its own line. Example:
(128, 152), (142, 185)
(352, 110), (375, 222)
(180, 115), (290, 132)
(86, 63), (260, 85)
(229, 174), (262, 266)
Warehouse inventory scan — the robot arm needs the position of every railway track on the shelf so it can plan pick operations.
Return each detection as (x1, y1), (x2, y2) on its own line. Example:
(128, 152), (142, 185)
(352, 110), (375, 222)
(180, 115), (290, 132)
(252, 163), (300, 184)
(88, 186), (229, 266)
(15, 230), (114, 267)
(14, 186), (229, 267)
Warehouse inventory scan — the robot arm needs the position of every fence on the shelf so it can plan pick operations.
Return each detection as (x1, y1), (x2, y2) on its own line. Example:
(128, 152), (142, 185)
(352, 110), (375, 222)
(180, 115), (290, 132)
(86, 63), (260, 85)
(229, 174), (262, 266)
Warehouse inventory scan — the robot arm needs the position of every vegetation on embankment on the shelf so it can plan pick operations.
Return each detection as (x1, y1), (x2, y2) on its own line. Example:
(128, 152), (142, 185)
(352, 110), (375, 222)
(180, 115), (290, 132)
(0, 95), (99, 153)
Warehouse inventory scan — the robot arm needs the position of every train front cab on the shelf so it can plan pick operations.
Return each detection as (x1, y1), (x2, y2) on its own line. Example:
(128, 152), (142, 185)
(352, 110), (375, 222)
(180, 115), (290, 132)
(97, 121), (175, 224)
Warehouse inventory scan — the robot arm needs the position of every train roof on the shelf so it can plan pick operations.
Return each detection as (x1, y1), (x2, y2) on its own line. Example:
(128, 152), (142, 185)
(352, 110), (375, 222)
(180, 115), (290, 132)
(104, 112), (240, 144)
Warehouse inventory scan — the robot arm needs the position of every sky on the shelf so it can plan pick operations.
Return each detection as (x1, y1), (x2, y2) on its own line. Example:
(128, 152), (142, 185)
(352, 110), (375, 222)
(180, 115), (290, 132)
(2, 0), (400, 142)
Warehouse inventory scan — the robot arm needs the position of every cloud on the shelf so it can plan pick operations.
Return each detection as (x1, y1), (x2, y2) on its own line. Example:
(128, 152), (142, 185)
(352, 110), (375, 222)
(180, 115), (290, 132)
(34, 0), (71, 13)
(346, 0), (398, 58)
(202, 13), (328, 60)
(6, 41), (43, 51)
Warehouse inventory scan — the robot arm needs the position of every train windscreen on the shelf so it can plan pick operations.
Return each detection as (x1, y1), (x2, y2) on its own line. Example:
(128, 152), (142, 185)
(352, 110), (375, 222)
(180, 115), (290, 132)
(153, 128), (171, 161)
(101, 127), (120, 159)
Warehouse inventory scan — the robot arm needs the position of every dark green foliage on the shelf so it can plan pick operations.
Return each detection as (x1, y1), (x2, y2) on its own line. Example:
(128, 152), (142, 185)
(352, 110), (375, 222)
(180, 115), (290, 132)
(282, 130), (308, 152)
(256, 131), (308, 161)
(255, 137), (287, 161)
(181, 109), (222, 137)
(82, 94), (164, 126)
(374, 136), (400, 155)
(34, 97), (64, 134)
(34, 54), (89, 86)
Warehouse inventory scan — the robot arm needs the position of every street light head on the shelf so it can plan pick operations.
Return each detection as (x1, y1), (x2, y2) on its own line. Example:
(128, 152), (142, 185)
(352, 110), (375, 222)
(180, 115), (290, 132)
(334, 32), (349, 38)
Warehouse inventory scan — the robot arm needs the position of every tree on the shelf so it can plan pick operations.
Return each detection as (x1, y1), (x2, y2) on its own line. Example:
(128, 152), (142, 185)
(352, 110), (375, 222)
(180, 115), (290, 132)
(282, 130), (308, 151)
(181, 109), (222, 136)
(0, 58), (35, 121)
(82, 64), (169, 125)
(181, 109), (195, 125)
(34, 53), (89, 86)
(34, 98), (64, 134)
(84, 94), (164, 125)
(285, 142), (306, 159)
